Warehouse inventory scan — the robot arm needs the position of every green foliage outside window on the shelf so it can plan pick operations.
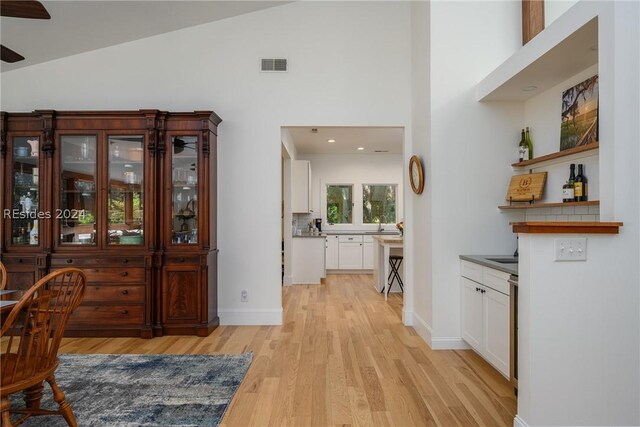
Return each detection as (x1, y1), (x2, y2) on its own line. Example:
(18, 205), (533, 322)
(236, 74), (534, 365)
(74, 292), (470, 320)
(363, 184), (396, 224)
(326, 185), (353, 224)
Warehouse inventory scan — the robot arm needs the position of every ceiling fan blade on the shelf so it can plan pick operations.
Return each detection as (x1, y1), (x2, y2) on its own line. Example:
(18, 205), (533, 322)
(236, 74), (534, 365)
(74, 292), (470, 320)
(1, 45), (25, 63)
(1, 1), (50, 19)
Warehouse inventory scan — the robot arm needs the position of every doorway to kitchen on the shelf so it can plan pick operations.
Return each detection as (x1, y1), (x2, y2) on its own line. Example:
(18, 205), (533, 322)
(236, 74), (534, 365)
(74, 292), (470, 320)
(281, 126), (406, 314)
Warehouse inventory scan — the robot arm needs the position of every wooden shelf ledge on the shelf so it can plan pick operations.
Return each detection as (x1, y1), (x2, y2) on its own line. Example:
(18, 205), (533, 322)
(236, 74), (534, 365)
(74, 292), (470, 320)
(511, 221), (622, 234)
(512, 142), (599, 169)
(499, 200), (599, 210)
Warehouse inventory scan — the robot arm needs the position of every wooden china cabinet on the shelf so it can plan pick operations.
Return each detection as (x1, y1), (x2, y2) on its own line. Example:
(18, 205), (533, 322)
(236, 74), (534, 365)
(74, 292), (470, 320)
(0, 110), (221, 338)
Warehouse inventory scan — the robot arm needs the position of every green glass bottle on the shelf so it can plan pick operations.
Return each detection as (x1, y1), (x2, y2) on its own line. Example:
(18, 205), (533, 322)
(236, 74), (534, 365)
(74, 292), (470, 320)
(525, 127), (533, 160)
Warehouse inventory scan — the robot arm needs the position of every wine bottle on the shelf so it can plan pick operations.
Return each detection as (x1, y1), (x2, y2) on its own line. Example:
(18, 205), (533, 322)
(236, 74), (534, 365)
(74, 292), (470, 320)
(518, 129), (528, 162)
(525, 127), (533, 159)
(562, 181), (575, 202)
(574, 164), (588, 202)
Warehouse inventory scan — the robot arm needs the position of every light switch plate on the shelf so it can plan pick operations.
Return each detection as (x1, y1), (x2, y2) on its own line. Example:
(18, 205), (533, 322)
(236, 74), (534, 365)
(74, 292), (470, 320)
(554, 238), (587, 261)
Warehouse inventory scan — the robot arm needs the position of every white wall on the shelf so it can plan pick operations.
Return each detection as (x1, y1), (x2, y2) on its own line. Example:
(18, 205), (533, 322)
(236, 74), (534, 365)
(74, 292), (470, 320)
(545, 0), (580, 27)
(0, 1), (412, 325)
(409, 0), (431, 340)
(427, 0), (522, 348)
(281, 129), (297, 286)
(297, 153), (403, 230)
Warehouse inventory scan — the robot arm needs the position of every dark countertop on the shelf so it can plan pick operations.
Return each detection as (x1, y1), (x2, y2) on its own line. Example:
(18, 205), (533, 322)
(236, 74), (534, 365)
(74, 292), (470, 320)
(459, 255), (518, 276)
(293, 232), (326, 238)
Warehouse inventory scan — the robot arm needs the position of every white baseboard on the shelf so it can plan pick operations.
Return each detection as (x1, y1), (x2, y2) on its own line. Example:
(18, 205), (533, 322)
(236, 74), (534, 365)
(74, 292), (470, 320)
(513, 415), (529, 427)
(402, 309), (413, 325)
(410, 311), (433, 347)
(219, 308), (283, 325)
(431, 337), (471, 350)
(283, 275), (293, 286)
(326, 269), (373, 275)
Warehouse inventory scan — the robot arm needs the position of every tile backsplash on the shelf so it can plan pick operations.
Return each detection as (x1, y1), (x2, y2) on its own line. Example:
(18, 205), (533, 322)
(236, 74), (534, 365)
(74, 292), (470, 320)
(523, 205), (600, 222)
(292, 213), (321, 232)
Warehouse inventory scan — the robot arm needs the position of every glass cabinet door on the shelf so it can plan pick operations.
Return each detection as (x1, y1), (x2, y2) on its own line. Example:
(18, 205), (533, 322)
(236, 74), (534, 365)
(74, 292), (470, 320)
(59, 136), (97, 245)
(107, 136), (144, 245)
(171, 136), (198, 244)
(10, 136), (40, 246)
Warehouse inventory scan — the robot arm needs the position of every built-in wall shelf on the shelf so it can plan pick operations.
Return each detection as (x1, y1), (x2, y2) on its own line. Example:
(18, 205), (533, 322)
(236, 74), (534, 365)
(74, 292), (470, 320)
(476, 2), (600, 102)
(511, 221), (622, 234)
(499, 200), (599, 211)
(512, 142), (599, 170)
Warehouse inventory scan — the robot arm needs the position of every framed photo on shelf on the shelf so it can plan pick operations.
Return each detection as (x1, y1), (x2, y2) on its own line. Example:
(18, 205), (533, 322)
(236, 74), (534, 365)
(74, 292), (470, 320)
(560, 75), (598, 151)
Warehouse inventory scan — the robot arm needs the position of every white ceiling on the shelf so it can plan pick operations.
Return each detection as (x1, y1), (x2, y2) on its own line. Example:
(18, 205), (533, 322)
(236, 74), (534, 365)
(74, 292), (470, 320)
(1, 0), (291, 72)
(286, 126), (404, 155)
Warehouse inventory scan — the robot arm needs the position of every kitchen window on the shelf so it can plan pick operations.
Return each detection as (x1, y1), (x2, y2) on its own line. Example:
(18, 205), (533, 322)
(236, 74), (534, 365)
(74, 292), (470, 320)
(363, 184), (396, 224)
(326, 184), (353, 224)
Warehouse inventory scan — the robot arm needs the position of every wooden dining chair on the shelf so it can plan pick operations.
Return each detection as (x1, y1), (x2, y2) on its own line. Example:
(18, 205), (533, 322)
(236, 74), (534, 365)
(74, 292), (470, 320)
(1, 268), (86, 427)
(0, 262), (7, 290)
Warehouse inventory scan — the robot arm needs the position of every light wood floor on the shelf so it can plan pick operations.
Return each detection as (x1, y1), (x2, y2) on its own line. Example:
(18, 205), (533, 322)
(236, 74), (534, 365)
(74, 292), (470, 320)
(59, 274), (517, 426)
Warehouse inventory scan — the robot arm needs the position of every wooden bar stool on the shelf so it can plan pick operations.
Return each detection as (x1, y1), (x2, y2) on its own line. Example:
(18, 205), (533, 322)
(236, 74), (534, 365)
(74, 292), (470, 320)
(386, 255), (403, 294)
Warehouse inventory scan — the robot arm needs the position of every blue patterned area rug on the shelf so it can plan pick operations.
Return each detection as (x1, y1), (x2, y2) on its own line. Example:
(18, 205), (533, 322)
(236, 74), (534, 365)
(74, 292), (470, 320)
(10, 353), (252, 427)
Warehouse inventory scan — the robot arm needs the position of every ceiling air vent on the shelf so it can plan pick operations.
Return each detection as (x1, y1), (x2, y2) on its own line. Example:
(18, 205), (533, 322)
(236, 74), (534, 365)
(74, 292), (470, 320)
(261, 58), (287, 72)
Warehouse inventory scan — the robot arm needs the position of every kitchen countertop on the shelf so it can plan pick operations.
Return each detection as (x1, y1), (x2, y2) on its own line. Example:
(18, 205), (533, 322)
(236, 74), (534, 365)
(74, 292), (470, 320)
(373, 235), (403, 244)
(293, 232), (326, 238)
(459, 255), (518, 276)
(324, 231), (401, 236)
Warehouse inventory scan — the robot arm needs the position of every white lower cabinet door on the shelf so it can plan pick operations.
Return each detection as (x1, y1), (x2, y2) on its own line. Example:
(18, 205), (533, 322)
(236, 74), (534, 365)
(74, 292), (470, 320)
(362, 242), (374, 269)
(325, 236), (339, 270)
(483, 286), (510, 377)
(461, 277), (484, 352)
(338, 242), (363, 269)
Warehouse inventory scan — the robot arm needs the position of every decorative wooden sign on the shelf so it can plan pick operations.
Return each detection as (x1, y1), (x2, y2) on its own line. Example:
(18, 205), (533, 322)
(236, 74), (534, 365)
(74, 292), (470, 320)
(506, 172), (547, 202)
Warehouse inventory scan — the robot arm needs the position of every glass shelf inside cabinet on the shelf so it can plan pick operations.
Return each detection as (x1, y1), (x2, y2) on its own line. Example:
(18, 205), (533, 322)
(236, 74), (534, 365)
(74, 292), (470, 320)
(108, 135), (145, 245)
(59, 135), (97, 245)
(11, 137), (40, 246)
(171, 136), (198, 244)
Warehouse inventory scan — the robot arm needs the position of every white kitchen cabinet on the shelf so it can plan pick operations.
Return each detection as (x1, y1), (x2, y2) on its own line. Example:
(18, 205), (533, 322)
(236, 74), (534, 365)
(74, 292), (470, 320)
(292, 237), (325, 284)
(461, 277), (484, 352)
(460, 261), (511, 378)
(338, 242), (363, 269)
(292, 160), (312, 213)
(325, 235), (339, 270)
(484, 287), (510, 376)
(362, 242), (374, 269)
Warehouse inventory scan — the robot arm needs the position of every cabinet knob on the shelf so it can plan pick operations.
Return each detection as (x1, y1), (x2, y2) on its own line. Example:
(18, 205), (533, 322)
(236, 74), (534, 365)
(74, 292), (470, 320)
(121, 290), (129, 295)
(122, 259), (128, 264)
(66, 259), (73, 264)
(476, 287), (480, 292)
(178, 257), (185, 262)
(120, 310), (129, 315)
(120, 271), (129, 277)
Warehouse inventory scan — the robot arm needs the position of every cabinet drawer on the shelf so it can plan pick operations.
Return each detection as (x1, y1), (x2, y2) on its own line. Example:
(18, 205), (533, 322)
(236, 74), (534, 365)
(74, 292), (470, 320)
(338, 235), (363, 243)
(83, 285), (145, 303)
(482, 267), (510, 296)
(1, 256), (37, 266)
(461, 260), (483, 283)
(51, 256), (145, 267)
(54, 267), (146, 284)
(165, 255), (201, 265)
(69, 304), (145, 326)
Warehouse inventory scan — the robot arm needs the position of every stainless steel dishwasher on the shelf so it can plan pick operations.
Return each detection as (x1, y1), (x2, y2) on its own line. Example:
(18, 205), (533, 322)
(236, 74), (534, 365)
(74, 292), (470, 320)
(509, 274), (518, 395)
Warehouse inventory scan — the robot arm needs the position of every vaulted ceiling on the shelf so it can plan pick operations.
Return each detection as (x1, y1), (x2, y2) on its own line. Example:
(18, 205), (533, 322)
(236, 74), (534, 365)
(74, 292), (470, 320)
(1, 1), (291, 72)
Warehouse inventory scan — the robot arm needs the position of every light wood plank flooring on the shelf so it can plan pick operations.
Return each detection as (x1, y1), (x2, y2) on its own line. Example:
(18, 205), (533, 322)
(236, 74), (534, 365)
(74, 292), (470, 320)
(58, 274), (516, 426)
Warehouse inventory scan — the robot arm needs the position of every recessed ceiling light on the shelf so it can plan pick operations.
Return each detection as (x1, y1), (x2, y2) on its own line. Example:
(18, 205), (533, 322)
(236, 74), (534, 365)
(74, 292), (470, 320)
(357, 147), (365, 151)
(327, 139), (335, 143)
(522, 85), (538, 92)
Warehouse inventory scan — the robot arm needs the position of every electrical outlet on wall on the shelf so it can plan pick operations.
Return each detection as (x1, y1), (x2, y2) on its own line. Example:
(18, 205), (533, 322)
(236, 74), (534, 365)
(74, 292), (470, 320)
(554, 238), (587, 261)
(241, 289), (249, 302)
